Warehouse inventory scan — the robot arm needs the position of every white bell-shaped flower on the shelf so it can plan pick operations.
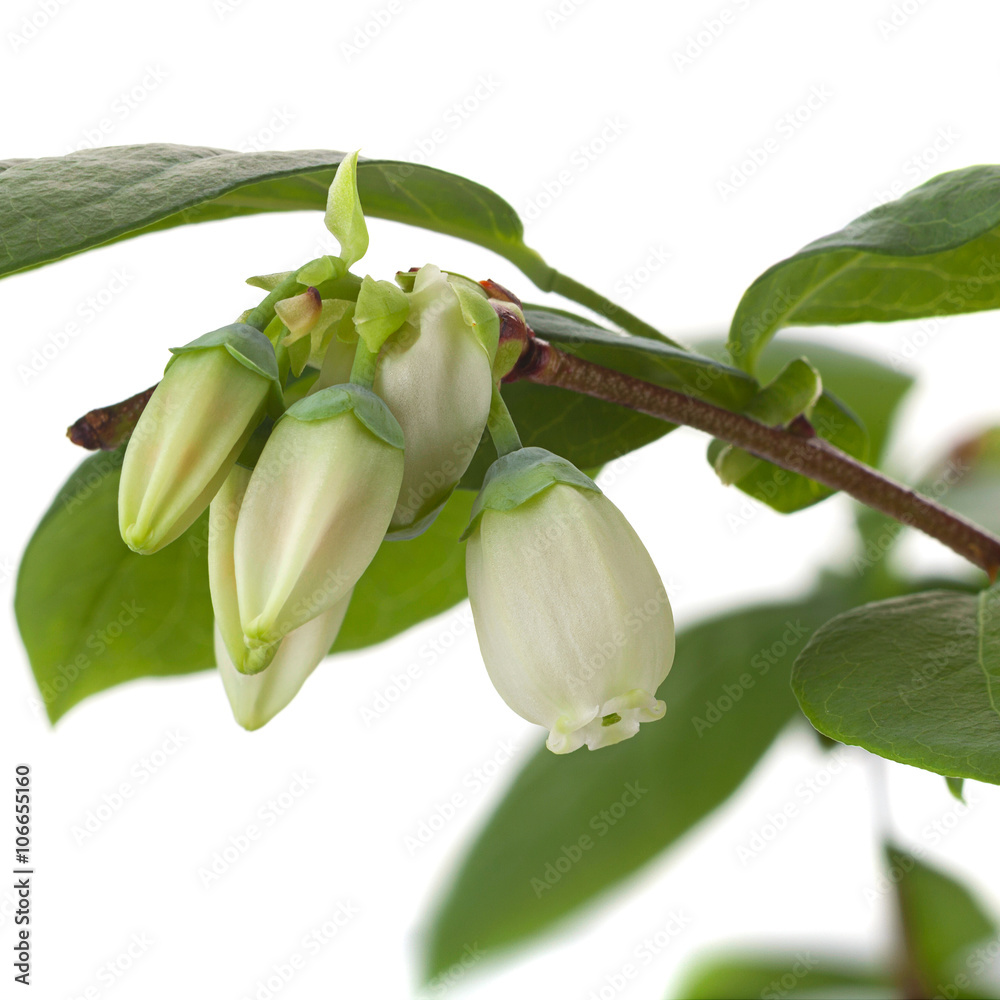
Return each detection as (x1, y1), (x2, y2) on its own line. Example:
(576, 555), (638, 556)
(215, 592), (352, 730)
(233, 385), (403, 650)
(118, 324), (278, 554)
(464, 449), (675, 753)
(375, 264), (495, 538)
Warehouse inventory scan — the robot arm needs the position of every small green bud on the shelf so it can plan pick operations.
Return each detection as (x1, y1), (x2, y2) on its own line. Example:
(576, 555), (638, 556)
(118, 324), (278, 555)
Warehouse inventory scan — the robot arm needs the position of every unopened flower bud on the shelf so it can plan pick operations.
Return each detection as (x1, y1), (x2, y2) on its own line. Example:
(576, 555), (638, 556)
(464, 448), (675, 753)
(118, 324), (278, 554)
(215, 591), (352, 730)
(375, 264), (495, 538)
(234, 385), (404, 648)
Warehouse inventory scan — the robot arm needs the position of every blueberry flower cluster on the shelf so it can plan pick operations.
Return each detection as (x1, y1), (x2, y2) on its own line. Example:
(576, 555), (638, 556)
(117, 154), (674, 750)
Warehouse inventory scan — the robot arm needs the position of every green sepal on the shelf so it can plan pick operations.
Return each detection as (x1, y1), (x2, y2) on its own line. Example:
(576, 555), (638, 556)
(281, 383), (404, 451)
(246, 271), (295, 292)
(296, 255), (345, 285)
(324, 150), (368, 269)
(354, 275), (410, 353)
(394, 269), (417, 292)
(461, 447), (601, 541)
(166, 323), (280, 384)
(284, 327), (312, 377)
(450, 278), (499, 362)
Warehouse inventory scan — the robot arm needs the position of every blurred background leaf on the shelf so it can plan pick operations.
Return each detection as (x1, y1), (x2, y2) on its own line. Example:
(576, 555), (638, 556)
(886, 842), (999, 999)
(672, 953), (894, 999)
(422, 576), (876, 981)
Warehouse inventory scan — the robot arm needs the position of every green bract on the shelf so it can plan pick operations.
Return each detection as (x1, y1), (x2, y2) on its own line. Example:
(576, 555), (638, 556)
(462, 447), (601, 541)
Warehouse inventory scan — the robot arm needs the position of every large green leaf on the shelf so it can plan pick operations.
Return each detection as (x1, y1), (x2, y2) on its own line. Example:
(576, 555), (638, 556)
(422, 582), (861, 979)
(15, 449), (475, 721)
(886, 843), (998, 998)
(462, 306), (758, 487)
(792, 588), (1000, 782)
(673, 954), (894, 1000)
(728, 166), (1000, 372)
(0, 144), (678, 345)
(0, 145), (544, 282)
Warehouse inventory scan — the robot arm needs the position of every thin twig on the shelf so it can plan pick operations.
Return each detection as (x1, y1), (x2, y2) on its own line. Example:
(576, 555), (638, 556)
(508, 335), (1000, 580)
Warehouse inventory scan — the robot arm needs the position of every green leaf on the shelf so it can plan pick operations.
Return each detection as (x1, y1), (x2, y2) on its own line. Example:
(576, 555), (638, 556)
(792, 587), (1000, 782)
(323, 150), (368, 268)
(0, 145), (551, 284)
(728, 165), (1000, 373)
(422, 582), (861, 979)
(0, 145), (690, 346)
(673, 954), (894, 1000)
(14, 448), (213, 723)
(744, 358), (823, 425)
(15, 450), (475, 719)
(886, 842), (998, 996)
(946, 776), (966, 802)
(460, 306), (758, 488)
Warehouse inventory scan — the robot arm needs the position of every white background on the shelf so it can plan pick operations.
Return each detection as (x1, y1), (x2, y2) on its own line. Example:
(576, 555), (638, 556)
(3, 0), (1000, 997)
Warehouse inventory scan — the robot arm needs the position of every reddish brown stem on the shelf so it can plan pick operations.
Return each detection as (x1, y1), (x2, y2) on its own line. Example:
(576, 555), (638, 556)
(509, 336), (1000, 580)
